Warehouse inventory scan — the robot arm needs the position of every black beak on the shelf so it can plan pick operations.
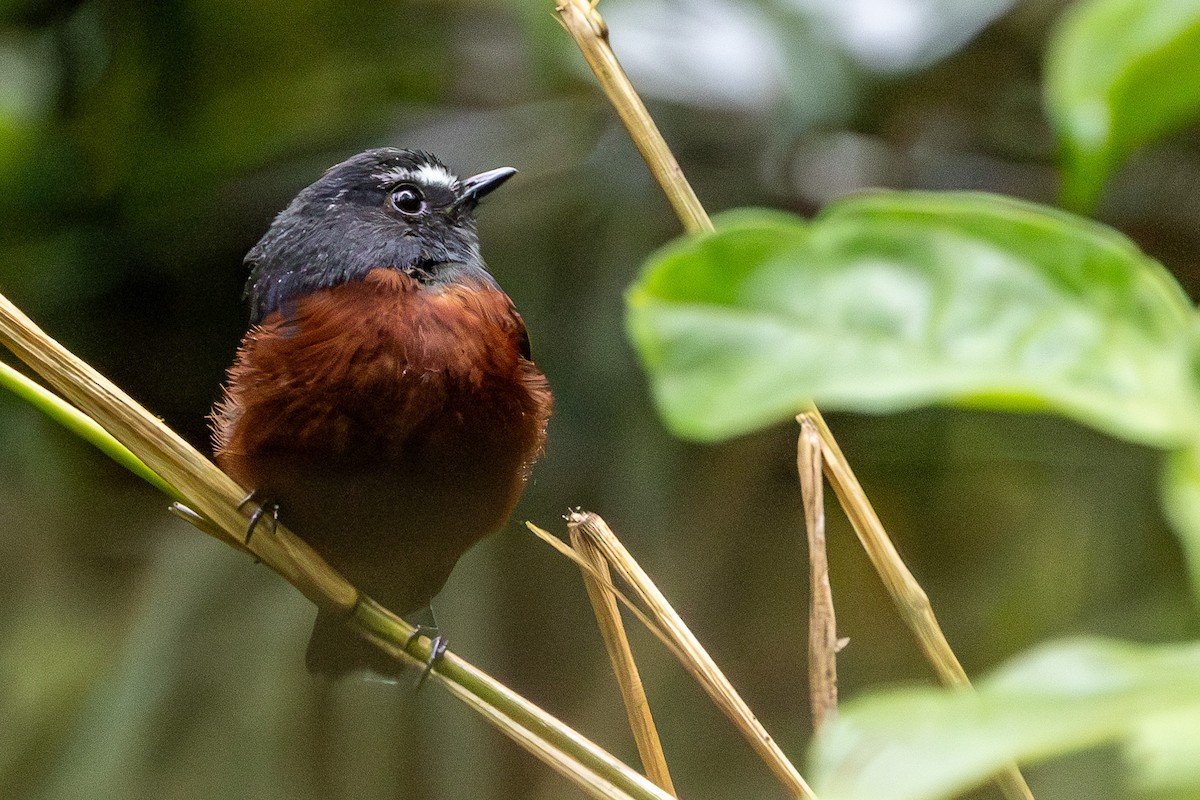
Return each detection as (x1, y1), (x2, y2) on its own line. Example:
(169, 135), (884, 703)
(451, 167), (517, 212)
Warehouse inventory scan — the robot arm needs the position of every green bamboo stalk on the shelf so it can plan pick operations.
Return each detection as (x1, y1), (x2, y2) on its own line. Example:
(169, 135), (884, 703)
(0, 359), (179, 501)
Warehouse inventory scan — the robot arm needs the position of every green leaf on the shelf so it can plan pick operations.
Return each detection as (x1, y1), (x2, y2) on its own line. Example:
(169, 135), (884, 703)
(808, 637), (1200, 800)
(1045, 0), (1200, 211)
(626, 193), (1200, 446)
(1127, 705), (1200, 799)
(1159, 445), (1200, 593)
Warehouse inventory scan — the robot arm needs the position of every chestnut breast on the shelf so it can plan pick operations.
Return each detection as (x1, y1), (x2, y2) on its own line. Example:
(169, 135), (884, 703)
(213, 267), (552, 612)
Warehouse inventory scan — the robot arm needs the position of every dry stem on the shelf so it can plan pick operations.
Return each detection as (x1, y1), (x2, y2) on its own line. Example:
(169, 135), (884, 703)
(0, 291), (353, 607)
(555, 0), (711, 234)
(802, 410), (966, 686)
(567, 511), (816, 800)
(798, 416), (839, 731)
(804, 410), (1034, 800)
(570, 521), (677, 796)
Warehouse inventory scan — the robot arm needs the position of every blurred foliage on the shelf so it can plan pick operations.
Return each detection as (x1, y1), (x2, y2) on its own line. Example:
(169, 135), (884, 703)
(1, 0), (1199, 799)
(809, 637), (1200, 800)
(1045, 0), (1200, 211)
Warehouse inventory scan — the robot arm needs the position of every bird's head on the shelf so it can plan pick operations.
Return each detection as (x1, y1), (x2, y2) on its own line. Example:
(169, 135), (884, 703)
(244, 148), (515, 323)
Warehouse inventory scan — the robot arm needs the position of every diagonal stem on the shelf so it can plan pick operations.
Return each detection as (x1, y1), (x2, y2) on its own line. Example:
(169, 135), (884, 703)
(804, 409), (1034, 800)
(555, 0), (711, 235)
(568, 511), (816, 799)
(570, 522), (677, 796)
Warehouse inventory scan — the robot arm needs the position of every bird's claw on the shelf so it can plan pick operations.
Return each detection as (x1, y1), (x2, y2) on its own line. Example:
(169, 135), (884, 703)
(405, 625), (447, 689)
(238, 490), (279, 544)
(416, 636), (448, 689)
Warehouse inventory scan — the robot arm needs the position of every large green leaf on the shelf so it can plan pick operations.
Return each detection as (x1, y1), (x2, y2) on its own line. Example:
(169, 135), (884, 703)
(1045, 0), (1200, 211)
(626, 192), (1200, 446)
(808, 637), (1200, 800)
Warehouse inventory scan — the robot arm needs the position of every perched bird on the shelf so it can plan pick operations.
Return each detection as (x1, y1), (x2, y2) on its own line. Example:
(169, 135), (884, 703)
(211, 148), (552, 676)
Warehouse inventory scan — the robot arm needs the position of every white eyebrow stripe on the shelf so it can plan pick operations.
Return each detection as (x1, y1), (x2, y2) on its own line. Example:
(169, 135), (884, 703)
(375, 164), (459, 189)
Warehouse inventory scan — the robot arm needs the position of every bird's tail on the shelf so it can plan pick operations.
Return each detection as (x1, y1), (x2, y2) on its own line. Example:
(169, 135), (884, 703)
(305, 610), (408, 679)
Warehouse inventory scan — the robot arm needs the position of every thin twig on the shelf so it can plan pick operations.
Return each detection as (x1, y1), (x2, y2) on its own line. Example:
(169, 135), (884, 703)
(527, 522), (694, 666)
(437, 681), (644, 800)
(354, 599), (676, 800)
(806, 409), (965, 684)
(567, 511), (816, 800)
(806, 408), (1034, 800)
(0, 291), (343, 598)
(798, 415), (839, 731)
(555, 0), (711, 234)
(569, 521), (677, 796)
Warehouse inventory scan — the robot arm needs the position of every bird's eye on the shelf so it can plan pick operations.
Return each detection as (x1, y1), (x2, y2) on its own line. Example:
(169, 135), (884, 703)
(389, 185), (425, 215)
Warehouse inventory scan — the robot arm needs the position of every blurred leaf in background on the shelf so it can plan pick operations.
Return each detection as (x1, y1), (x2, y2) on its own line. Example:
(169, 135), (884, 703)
(1045, 0), (1200, 211)
(809, 637), (1200, 800)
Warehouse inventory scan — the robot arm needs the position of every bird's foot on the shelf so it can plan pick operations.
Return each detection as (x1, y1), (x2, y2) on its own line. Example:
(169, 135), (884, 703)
(237, 490), (279, 545)
(404, 625), (448, 689)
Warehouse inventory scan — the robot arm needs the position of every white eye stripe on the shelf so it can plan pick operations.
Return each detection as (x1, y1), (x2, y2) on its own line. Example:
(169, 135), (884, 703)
(374, 164), (459, 190)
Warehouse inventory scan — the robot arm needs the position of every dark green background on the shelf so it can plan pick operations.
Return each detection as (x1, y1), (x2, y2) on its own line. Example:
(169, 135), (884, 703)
(1, 1), (1197, 798)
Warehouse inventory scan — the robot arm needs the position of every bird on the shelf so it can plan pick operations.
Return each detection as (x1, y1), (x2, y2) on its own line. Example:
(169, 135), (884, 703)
(210, 148), (552, 677)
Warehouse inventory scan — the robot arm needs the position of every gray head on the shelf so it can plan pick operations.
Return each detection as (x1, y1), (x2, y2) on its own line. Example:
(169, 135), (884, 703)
(244, 148), (516, 323)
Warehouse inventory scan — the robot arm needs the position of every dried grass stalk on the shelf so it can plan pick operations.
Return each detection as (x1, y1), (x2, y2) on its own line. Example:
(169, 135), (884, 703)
(569, 523), (677, 795)
(805, 409), (1034, 800)
(566, 511), (816, 800)
(798, 416), (839, 731)
(554, 0), (711, 235)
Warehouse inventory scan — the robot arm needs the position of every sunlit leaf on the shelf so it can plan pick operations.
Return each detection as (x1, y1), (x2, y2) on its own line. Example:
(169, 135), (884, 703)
(1128, 704), (1200, 800)
(1045, 0), (1200, 211)
(808, 637), (1200, 800)
(627, 193), (1200, 446)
